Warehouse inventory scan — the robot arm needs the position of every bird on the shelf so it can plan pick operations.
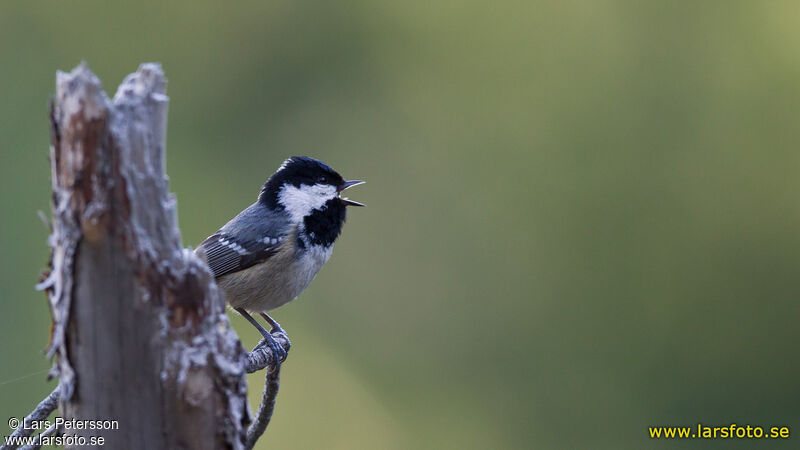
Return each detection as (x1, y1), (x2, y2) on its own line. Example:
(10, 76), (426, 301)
(195, 156), (364, 364)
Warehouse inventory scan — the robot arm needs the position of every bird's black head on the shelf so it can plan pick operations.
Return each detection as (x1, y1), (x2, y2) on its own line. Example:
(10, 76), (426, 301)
(258, 156), (364, 245)
(262, 156), (343, 195)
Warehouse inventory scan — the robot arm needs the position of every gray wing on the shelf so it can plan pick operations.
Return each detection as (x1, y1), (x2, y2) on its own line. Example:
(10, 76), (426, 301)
(197, 202), (291, 278)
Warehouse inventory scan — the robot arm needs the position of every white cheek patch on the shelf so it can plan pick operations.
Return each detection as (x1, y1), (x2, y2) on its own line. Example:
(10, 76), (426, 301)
(278, 183), (337, 222)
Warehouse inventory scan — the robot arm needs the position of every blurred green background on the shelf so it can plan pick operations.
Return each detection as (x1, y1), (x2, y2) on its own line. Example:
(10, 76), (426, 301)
(2, 1), (799, 449)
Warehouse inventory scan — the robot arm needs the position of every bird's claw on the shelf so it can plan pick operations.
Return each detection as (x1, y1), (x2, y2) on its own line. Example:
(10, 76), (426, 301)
(253, 332), (288, 366)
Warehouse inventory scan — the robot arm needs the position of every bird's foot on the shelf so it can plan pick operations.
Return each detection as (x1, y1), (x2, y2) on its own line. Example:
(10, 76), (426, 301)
(236, 307), (289, 367)
(259, 313), (291, 362)
(253, 330), (288, 366)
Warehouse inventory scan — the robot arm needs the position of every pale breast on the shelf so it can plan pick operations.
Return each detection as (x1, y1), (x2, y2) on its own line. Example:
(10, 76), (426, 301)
(218, 242), (333, 313)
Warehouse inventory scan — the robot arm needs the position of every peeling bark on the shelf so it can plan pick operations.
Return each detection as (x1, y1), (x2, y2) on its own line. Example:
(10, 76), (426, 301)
(40, 63), (250, 449)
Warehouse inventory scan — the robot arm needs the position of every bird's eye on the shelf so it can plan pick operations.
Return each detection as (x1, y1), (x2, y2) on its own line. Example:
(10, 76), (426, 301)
(317, 175), (328, 183)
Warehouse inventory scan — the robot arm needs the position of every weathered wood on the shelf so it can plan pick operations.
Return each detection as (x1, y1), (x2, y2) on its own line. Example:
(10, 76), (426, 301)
(43, 63), (250, 449)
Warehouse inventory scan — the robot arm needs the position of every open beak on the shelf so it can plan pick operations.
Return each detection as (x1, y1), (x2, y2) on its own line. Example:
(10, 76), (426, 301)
(338, 180), (366, 207)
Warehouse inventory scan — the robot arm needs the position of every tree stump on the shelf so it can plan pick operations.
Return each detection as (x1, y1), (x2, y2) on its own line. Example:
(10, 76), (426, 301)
(42, 63), (250, 449)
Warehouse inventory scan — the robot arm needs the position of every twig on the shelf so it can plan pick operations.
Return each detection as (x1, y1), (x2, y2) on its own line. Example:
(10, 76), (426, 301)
(245, 366), (281, 450)
(243, 329), (290, 449)
(18, 422), (60, 450)
(1, 386), (60, 450)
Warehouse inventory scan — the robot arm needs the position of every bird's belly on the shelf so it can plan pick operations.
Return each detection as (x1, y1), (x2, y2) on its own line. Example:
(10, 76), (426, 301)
(217, 244), (333, 312)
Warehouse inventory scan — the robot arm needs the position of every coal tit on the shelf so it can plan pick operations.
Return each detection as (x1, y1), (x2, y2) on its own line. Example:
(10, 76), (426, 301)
(196, 156), (364, 363)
